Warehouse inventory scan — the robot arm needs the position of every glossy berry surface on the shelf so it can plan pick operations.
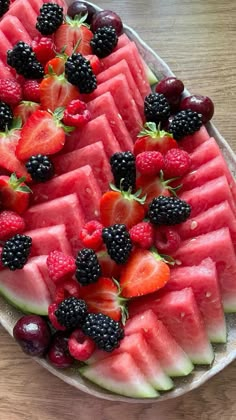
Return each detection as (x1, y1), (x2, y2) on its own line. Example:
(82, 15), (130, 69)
(155, 77), (184, 110)
(13, 315), (51, 356)
(47, 332), (74, 368)
(67, 1), (96, 23)
(180, 94), (214, 123)
(91, 10), (123, 36)
(68, 329), (95, 361)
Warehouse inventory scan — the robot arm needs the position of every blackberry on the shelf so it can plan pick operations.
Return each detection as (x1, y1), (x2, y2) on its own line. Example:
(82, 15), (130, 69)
(90, 26), (118, 58)
(0, 101), (13, 132)
(169, 109), (203, 140)
(0, 0), (10, 18)
(110, 151), (136, 192)
(7, 41), (44, 79)
(144, 93), (171, 124)
(55, 297), (88, 329)
(102, 224), (132, 265)
(82, 313), (124, 352)
(75, 248), (101, 285)
(25, 154), (54, 182)
(1, 234), (32, 271)
(36, 2), (64, 35)
(65, 53), (97, 94)
(148, 195), (191, 226)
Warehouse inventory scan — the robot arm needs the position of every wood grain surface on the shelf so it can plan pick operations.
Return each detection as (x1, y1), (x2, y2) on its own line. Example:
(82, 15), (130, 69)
(1, 0), (236, 419)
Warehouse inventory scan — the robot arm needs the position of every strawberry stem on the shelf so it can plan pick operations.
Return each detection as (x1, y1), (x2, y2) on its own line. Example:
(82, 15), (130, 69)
(9, 173), (32, 193)
(150, 246), (175, 265)
(109, 182), (147, 204)
(137, 122), (173, 139)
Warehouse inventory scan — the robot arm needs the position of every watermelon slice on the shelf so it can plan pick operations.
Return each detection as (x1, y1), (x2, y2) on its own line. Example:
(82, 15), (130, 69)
(0, 31), (12, 63)
(80, 352), (159, 398)
(179, 125), (210, 152)
(189, 137), (222, 170)
(87, 92), (133, 151)
(25, 224), (72, 257)
(7, 0), (38, 39)
(125, 310), (193, 377)
(0, 15), (32, 45)
(30, 255), (56, 299)
(0, 59), (15, 79)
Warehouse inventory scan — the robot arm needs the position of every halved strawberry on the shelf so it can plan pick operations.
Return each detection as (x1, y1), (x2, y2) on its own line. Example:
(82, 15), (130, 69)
(14, 101), (41, 125)
(40, 74), (80, 112)
(54, 15), (93, 56)
(0, 173), (31, 214)
(44, 56), (66, 75)
(134, 122), (178, 156)
(96, 249), (122, 279)
(120, 248), (170, 298)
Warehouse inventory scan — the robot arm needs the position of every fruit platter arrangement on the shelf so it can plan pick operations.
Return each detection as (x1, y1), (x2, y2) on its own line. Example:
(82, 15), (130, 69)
(0, 0), (236, 403)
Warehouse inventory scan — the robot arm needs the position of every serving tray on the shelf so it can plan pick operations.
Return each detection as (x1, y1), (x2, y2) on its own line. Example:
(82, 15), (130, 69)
(0, 0), (236, 404)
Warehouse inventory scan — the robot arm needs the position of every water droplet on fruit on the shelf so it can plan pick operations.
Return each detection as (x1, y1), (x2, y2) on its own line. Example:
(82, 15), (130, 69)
(190, 221), (198, 230)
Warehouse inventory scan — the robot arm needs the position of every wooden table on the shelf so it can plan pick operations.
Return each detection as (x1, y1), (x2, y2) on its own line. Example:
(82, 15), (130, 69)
(1, 0), (236, 418)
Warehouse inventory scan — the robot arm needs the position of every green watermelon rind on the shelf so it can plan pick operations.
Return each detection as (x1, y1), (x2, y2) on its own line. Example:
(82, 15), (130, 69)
(0, 287), (49, 316)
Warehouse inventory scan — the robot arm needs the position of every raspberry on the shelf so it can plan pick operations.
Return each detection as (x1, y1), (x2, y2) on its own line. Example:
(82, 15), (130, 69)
(48, 302), (66, 331)
(46, 251), (76, 283)
(0, 211), (25, 241)
(22, 79), (41, 102)
(136, 151), (164, 176)
(31, 36), (55, 65)
(63, 99), (92, 128)
(68, 329), (95, 361)
(154, 226), (181, 254)
(85, 54), (102, 75)
(129, 221), (155, 249)
(79, 220), (103, 251)
(54, 279), (81, 304)
(0, 79), (22, 106)
(164, 148), (191, 179)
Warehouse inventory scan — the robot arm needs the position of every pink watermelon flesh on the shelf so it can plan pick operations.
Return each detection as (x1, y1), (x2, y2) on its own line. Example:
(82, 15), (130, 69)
(114, 33), (130, 50)
(28, 0), (67, 14)
(0, 59), (15, 79)
(53, 141), (112, 193)
(80, 352), (158, 398)
(31, 166), (101, 221)
(101, 42), (151, 99)
(179, 125), (210, 152)
(125, 310), (193, 377)
(180, 176), (236, 217)
(0, 31), (12, 63)
(173, 227), (236, 312)
(85, 74), (143, 140)
(25, 224), (72, 257)
(0, 15), (32, 45)
(24, 193), (85, 256)
(97, 59), (144, 118)
(0, 262), (52, 315)
(7, 0), (38, 38)
(189, 137), (222, 170)
(29, 255), (56, 299)
(87, 92), (133, 151)
(63, 115), (121, 157)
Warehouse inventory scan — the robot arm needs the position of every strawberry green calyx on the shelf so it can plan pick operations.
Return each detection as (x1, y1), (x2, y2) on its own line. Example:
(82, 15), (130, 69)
(64, 13), (90, 29)
(0, 117), (22, 136)
(138, 122), (173, 139)
(51, 107), (75, 133)
(8, 173), (32, 194)
(159, 170), (182, 197)
(112, 278), (129, 325)
(109, 182), (146, 205)
(150, 247), (175, 266)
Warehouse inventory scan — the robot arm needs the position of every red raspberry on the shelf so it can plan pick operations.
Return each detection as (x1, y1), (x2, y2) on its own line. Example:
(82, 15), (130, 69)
(46, 251), (76, 284)
(163, 148), (191, 179)
(79, 220), (103, 251)
(48, 302), (66, 331)
(63, 99), (92, 128)
(22, 80), (41, 103)
(154, 226), (181, 254)
(85, 54), (102, 75)
(0, 79), (22, 106)
(68, 329), (95, 361)
(54, 279), (81, 304)
(129, 221), (155, 249)
(0, 211), (25, 241)
(136, 151), (164, 176)
(32, 36), (56, 65)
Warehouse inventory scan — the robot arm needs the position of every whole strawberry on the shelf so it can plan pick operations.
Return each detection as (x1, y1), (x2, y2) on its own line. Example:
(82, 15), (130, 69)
(0, 210), (25, 240)
(46, 250), (76, 284)
(0, 79), (22, 106)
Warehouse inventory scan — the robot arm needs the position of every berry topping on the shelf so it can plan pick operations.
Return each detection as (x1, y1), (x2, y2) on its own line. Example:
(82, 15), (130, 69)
(79, 220), (103, 251)
(22, 80), (41, 103)
(129, 221), (155, 249)
(102, 224), (133, 265)
(46, 251), (76, 284)
(0, 79), (22, 107)
(155, 77), (184, 110)
(47, 331), (74, 368)
(7, 41), (44, 80)
(0, 0), (9, 17)
(163, 148), (191, 178)
(1, 234), (32, 271)
(32, 36), (56, 65)
(36, 2), (64, 35)
(55, 296), (88, 330)
(0, 101), (13, 132)
(48, 302), (66, 331)
(62, 99), (91, 128)
(144, 93), (171, 124)
(25, 154), (54, 182)
(75, 248), (101, 285)
(68, 329), (95, 361)
(154, 226), (181, 254)
(65, 53), (97, 94)
(110, 151), (136, 192)
(67, 1), (96, 23)
(82, 312), (124, 352)
(0, 210), (25, 241)
(0, 173), (31, 214)
(13, 315), (51, 356)
(180, 94), (214, 124)
(90, 26), (118, 58)
(169, 109), (203, 140)
(148, 196), (191, 226)
(91, 10), (123, 36)
(136, 151), (164, 176)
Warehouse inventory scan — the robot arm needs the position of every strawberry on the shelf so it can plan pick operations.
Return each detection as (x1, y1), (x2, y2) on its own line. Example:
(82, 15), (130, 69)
(54, 14), (93, 56)
(14, 101), (41, 125)
(96, 249), (122, 279)
(134, 122), (178, 156)
(0, 173), (31, 214)
(78, 277), (128, 322)
(32, 36), (56, 65)
(44, 56), (66, 75)
(100, 186), (146, 229)
(16, 109), (72, 161)
(40, 74), (80, 112)
(120, 248), (170, 298)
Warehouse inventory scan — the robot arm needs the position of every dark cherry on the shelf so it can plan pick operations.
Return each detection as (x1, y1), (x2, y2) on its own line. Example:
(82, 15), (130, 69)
(155, 77), (185, 110)
(180, 94), (214, 124)
(13, 315), (51, 357)
(47, 332), (74, 368)
(67, 1), (96, 24)
(91, 10), (123, 36)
